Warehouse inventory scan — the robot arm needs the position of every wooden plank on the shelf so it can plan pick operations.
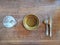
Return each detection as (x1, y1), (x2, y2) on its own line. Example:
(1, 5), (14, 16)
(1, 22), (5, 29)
(0, 0), (60, 45)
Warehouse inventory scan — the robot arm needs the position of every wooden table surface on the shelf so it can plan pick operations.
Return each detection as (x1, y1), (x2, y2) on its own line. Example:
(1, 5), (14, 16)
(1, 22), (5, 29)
(0, 0), (60, 45)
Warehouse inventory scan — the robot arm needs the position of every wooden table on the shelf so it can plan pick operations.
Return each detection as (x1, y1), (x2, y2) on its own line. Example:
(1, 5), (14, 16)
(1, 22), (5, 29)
(0, 0), (60, 45)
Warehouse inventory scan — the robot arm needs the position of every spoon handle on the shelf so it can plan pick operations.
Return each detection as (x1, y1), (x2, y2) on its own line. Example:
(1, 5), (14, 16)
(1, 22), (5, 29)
(50, 16), (52, 37)
(45, 18), (49, 36)
(46, 24), (49, 36)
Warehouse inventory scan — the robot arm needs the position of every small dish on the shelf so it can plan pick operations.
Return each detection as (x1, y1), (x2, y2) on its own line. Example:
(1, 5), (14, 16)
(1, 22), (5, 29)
(3, 16), (17, 28)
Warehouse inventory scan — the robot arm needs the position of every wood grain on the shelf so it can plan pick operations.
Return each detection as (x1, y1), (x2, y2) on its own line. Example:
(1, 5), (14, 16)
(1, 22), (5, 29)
(0, 0), (60, 45)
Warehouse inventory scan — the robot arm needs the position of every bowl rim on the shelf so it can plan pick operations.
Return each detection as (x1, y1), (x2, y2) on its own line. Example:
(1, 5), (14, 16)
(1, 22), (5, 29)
(23, 14), (39, 30)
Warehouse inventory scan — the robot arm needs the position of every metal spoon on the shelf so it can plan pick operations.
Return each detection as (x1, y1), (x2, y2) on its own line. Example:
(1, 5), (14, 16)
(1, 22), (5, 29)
(44, 18), (49, 36)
